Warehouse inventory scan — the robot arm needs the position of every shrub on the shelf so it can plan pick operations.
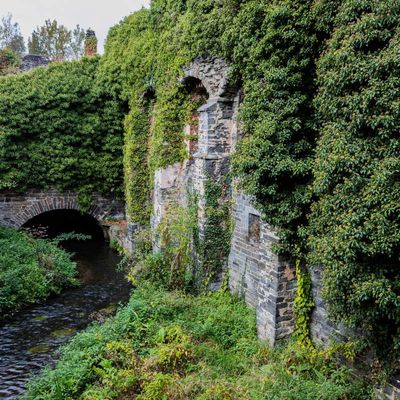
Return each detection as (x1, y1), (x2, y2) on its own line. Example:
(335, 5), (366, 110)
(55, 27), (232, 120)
(0, 226), (78, 317)
(0, 57), (125, 203)
(129, 206), (197, 291)
(0, 48), (20, 76)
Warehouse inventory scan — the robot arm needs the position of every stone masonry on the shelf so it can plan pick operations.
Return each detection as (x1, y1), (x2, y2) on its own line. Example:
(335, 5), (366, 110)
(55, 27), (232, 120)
(310, 267), (400, 398)
(152, 57), (239, 240)
(228, 191), (296, 346)
(310, 267), (349, 344)
(151, 57), (296, 342)
(0, 188), (124, 229)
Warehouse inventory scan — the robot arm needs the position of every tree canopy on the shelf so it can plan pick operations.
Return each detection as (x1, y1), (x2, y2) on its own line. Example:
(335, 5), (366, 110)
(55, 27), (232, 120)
(28, 20), (86, 61)
(0, 13), (25, 55)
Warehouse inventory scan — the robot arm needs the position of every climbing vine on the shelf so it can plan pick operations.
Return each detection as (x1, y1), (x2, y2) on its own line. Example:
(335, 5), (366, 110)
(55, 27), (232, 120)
(308, 0), (400, 368)
(196, 177), (232, 290)
(293, 259), (314, 347)
(124, 98), (153, 224)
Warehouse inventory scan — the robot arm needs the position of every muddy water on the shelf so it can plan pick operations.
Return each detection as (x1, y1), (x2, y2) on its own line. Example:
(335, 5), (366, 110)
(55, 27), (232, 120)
(0, 240), (131, 399)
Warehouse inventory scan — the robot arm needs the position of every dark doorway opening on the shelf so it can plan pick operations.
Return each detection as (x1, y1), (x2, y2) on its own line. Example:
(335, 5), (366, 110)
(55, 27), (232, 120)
(22, 209), (104, 241)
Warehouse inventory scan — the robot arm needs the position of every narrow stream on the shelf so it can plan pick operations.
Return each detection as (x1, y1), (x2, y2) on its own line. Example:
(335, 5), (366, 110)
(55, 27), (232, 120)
(0, 212), (132, 399)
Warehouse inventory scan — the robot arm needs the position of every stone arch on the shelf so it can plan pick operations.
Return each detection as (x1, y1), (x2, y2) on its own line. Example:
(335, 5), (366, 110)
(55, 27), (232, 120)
(182, 57), (236, 99)
(15, 196), (94, 228)
(0, 189), (124, 229)
(22, 208), (107, 241)
(152, 58), (241, 250)
(180, 57), (240, 163)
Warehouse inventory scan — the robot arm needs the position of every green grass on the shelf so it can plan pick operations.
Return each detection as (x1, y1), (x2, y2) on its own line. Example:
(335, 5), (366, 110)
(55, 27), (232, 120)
(0, 226), (78, 317)
(25, 283), (372, 399)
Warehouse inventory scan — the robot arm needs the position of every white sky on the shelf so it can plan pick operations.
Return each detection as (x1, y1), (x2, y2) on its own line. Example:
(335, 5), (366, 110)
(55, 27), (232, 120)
(0, 0), (151, 53)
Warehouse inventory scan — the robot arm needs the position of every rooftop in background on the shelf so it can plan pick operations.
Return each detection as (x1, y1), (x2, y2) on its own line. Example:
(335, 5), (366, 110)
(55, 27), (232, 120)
(20, 54), (50, 72)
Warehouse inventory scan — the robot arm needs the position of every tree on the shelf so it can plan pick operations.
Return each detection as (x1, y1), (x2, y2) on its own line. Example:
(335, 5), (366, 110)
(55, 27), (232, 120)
(0, 13), (26, 55)
(28, 20), (85, 61)
(69, 25), (86, 60)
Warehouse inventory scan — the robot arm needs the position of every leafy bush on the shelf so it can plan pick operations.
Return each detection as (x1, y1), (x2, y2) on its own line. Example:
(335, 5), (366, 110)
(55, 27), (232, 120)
(0, 48), (20, 76)
(0, 226), (78, 317)
(0, 57), (125, 202)
(25, 283), (371, 399)
(308, 0), (400, 368)
(128, 206), (198, 291)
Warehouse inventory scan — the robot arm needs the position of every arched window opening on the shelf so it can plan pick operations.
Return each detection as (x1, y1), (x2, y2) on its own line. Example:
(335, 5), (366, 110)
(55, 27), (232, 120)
(183, 77), (209, 158)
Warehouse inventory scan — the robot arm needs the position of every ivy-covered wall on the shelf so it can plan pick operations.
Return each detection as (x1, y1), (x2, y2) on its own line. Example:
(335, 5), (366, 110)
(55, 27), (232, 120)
(98, 0), (400, 372)
(308, 1), (400, 369)
(0, 0), (398, 378)
(0, 57), (125, 201)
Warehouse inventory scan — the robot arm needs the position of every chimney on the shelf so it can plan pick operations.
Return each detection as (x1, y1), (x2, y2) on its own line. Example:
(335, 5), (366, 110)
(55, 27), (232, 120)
(84, 28), (97, 57)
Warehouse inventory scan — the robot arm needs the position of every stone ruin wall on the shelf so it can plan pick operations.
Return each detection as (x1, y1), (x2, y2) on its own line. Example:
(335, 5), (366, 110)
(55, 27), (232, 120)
(150, 57), (296, 344)
(152, 57), (239, 240)
(133, 57), (398, 398)
(229, 191), (296, 346)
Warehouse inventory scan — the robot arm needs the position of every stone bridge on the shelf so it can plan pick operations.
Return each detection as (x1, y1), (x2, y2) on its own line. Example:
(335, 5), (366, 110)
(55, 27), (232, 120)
(0, 189), (124, 228)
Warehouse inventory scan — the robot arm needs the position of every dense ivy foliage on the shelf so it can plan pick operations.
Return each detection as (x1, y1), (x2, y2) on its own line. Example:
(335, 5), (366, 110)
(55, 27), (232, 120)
(293, 260), (314, 347)
(0, 226), (78, 317)
(0, 57), (125, 201)
(1, 0), (398, 373)
(229, 0), (322, 251)
(198, 178), (232, 289)
(98, 0), (400, 367)
(123, 98), (153, 224)
(308, 1), (400, 367)
(98, 8), (193, 222)
(26, 283), (371, 399)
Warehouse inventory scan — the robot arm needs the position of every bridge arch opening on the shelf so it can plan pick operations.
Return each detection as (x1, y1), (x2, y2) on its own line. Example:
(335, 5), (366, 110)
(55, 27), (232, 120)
(22, 209), (105, 241)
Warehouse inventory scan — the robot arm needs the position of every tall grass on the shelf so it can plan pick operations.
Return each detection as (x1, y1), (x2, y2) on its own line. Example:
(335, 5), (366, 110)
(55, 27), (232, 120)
(25, 283), (372, 399)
